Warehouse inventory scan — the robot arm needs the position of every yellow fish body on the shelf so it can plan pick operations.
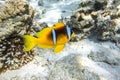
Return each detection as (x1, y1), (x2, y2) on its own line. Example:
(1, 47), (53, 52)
(23, 22), (74, 53)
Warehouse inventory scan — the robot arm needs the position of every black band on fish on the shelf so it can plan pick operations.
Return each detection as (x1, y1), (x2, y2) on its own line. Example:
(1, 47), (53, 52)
(66, 25), (71, 40)
(52, 29), (56, 45)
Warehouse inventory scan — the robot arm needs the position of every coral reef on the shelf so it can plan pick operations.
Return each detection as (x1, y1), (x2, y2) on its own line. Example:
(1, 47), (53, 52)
(0, 0), (34, 73)
(0, 0), (34, 37)
(96, 19), (116, 41)
(0, 32), (34, 73)
(0, 0), (120, 80)
(68, 0), (120, 42)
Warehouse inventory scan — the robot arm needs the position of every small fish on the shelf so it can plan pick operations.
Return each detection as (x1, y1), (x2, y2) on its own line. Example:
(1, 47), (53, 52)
(23, 22), (74, 54)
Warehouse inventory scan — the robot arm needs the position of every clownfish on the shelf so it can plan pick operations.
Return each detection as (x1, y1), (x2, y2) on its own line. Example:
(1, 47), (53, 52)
(23, 22), (74, 54)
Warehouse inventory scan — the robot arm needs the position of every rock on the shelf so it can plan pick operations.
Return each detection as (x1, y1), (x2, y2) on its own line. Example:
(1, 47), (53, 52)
(67, 0), (120, 43)
(67, 13), (94, 41)
(32, 22), (48, 32)
(93, 0), (107, 11)
(88, 47), (120, 80)
(48, 54), (100, 80)
(0, 49), (50, 80)
(88, 50), (120, 66)
(38, 0), (44, 6)
(0, 0), (34, 37)
(0, 0), (34, 74)
(48, 54), (118, 80)
(96, 19), (116, 41)
(113, 0), (120, 8)
(0, 33), (34, 73)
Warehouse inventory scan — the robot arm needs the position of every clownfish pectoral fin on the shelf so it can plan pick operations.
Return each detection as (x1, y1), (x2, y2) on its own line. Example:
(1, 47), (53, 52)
(23, 35), (37, 51)
(54, 45), (65, 54)
(36, 27), (51, 38)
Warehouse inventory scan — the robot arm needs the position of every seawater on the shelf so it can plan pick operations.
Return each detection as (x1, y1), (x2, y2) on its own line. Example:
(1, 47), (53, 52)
(29, 0), (81, 25)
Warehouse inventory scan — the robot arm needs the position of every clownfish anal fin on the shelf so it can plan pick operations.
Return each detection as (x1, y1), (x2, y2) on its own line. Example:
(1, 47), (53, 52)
(54, 45), (65, 54)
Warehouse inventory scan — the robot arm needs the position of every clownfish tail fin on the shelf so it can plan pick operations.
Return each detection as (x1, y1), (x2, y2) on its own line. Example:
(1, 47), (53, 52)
(23, 35), (38, 51)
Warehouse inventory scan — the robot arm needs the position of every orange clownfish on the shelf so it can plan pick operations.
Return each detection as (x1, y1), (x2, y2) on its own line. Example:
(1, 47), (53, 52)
(23, 22), (74, 54)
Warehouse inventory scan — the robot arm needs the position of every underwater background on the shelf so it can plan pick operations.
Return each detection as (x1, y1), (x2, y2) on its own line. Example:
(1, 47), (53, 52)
(0, 0), (120, 80)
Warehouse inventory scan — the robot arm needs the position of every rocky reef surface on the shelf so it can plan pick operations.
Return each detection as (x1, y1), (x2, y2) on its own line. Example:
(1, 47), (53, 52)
(0, 0), (120, 80)
(68, 0), (120, 42)
(0, 0), (34, 74)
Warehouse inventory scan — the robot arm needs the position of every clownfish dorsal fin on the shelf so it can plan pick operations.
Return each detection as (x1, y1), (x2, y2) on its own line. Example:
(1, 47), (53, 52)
(52, 22), (65, 29)
(54, 45), (65, 54)
(36, 27), (51, 38)
(52, 29), (56, 45)
(66, 25), (71, 40)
